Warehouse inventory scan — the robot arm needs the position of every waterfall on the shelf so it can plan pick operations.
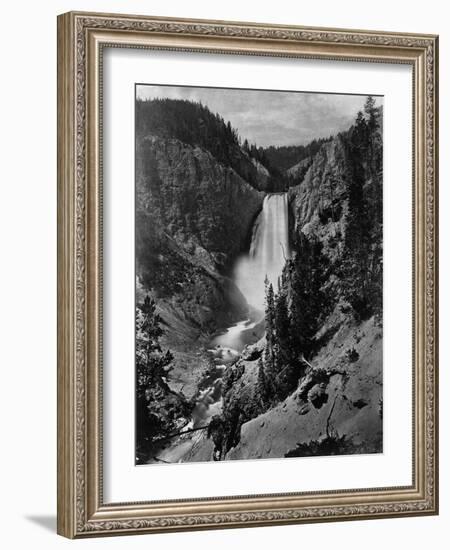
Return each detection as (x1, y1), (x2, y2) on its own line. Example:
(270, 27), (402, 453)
(233, 193), (290, 312)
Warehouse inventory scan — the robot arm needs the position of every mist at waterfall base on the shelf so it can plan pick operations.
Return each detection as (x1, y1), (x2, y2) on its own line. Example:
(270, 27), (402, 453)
(212, 194), (290, 353)
(235, 194), (290, 311)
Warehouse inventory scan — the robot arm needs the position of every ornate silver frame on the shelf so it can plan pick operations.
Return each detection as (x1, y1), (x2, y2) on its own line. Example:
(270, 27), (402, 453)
(57, 11), (439, 538)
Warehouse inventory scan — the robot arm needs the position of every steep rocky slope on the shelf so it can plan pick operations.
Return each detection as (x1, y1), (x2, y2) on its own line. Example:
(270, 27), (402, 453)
(136, 135), (264, 331)
(180, 310), (382, 463)
(136, 134), (265, 397)
(136, 98), (273, 192)
(137, 136), (264, 272)
(225, 314), (382, 459)
(288, 134), (349, 262)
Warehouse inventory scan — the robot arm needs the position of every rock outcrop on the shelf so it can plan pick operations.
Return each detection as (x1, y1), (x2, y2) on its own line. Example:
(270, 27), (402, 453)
(136, 135), (265, 340)
(288, 134), (349, 262)
(225, 315), (382, 460)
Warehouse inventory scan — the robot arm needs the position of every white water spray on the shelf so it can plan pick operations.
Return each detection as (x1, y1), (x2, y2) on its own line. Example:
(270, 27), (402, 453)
(233, 193), (290, 312)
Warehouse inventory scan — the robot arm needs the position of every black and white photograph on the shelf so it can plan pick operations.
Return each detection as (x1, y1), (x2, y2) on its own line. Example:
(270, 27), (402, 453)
(135, 84), (383, 465)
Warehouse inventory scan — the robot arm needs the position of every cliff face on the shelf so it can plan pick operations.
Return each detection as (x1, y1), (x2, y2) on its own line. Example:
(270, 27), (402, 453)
(288, 134), (349, 262)
(136, 135), (265, 340)
(136, 98), (273, 193)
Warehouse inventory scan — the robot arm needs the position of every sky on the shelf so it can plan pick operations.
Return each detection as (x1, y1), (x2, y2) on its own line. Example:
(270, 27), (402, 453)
(136, 84), (382, 148)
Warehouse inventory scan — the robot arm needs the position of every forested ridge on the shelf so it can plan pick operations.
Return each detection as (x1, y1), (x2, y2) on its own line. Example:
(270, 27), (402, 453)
(262, 138), (332, 172)
(137, 98), (284, 191)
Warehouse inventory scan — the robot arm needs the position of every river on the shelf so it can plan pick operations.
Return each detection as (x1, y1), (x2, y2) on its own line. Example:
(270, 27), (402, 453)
(146, 193), (290, 464)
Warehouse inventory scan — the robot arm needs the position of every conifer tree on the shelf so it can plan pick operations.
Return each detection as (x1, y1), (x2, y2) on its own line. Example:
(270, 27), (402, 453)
(288, 235), (328, 359)
(256, 356), (268, 410)
(263, 278), (278, 395)
(264, 277), (275, 351)
(135, 294), (189, 455)
(274, 289), (291, 369)
(364, 95), (377, 132)
(136, 295), (173, 392)
(341, 110), (372, 318)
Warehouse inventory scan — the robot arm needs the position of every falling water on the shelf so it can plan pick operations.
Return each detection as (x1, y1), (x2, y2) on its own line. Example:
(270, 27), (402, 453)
(154, 195), (291, 463)
(194, 194), (290, 444)
(233, 193), (290, 312)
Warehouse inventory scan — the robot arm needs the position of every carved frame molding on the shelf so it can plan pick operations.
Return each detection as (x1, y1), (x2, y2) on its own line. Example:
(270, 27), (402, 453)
(57, 11), (438, 538)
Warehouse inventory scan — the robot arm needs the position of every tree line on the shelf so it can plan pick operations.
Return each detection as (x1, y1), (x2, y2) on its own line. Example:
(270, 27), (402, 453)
(262, 137), (332, 173)
(340, 96), (383, 321)
(136, 98), (271, 189)
(255, 234), (332, 410)
(136, 98), (332, 193)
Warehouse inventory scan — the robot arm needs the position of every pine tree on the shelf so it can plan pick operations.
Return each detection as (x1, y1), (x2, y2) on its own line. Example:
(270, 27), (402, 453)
(363, 96), (383, 323)
(364, 95), (377, 131)
(363, 96), (382, 224)
(288, 235), (328, 359)
(274, 289), (291, 369)
(340, 100), (383, 321)
(135, 294), (191, 455)
(256, 356), (268, 410)
(136, 295), (173, 391)
(341, 110), (373, 319)
(264, 278), (275, 351)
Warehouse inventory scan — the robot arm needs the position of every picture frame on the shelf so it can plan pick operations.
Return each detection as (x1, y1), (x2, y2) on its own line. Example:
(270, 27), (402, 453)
(57, 11), (439, 538)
